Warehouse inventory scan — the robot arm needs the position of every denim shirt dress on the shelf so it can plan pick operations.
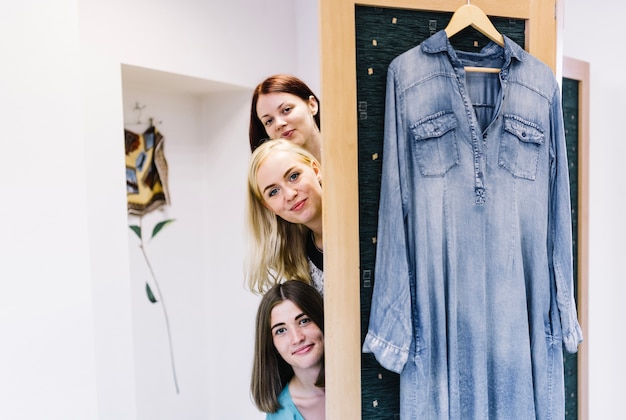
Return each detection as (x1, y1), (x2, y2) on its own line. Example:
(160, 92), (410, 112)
(362, 31), (583, 419)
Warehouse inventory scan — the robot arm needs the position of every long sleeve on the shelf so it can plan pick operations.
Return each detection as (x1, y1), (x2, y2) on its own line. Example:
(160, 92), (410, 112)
(362, 66), (413, 374)
(549, 86), (583, 353)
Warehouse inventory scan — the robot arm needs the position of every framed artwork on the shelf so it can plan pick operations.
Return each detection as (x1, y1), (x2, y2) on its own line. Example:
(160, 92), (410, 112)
(125, 124), (170, 215)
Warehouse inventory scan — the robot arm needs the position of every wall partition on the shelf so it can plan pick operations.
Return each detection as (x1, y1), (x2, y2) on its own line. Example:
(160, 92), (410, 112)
(317, 1), (574, 419)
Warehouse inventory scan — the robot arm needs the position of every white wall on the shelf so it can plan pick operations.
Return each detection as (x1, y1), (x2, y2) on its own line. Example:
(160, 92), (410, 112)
(121, 85), (258, 419)
(295, 0), (322, 95)
(562, 1), (626, 418)
(1, 0), (318, 419)
(199, 89), (263, 420)
(79, 0), (316, 418)
(0, 0), (99, 419)
(4, 0), (621, 419)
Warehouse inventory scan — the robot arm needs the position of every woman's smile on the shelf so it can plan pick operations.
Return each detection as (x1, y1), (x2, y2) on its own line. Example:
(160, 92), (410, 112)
(281, 129), (295, 138)
(290, 198), (307, 212)
(256, 150), (322, 231)
(292, 343), (314, 356)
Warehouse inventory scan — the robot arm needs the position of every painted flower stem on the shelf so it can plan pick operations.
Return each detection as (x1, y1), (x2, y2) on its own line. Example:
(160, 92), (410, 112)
(137, 217), (180, 394)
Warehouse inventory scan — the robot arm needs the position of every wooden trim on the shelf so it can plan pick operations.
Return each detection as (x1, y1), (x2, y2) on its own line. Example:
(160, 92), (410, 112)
(319, 1), (361, 419)
(354, 0), (530, 18)
(527, 0), (558, 71)
(318, 2), (558, 418)
(563, 55), (590, 420)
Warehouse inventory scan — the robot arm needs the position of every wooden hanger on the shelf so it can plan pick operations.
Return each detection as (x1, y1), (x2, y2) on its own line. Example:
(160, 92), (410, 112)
(445, 1), (504, 73)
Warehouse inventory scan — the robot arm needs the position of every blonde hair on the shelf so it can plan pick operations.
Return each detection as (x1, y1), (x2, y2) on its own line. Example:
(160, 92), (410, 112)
(244, 139), (321, 294)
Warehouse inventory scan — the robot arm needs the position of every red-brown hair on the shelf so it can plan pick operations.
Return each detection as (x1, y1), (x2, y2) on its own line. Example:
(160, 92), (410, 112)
(249, 74), (321, 153)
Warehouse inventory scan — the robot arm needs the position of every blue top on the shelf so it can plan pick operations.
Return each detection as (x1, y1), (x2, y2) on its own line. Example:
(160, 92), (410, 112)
(363, 30), (582, 419)
(266, 384), (304, 420)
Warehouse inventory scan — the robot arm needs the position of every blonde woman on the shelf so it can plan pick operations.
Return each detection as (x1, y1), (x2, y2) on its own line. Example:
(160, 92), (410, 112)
(245, 139), (323, 295)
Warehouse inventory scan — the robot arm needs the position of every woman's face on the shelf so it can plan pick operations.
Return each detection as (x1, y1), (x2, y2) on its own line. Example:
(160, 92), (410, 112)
(270, 299), (324, 372)
(256, 92), (319, 150)
(256, 150), (322, 228)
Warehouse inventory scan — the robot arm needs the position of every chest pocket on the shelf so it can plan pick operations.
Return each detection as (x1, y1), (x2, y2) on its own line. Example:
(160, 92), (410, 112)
(410, 111), (459, 177)
(499, 115), (545, 180)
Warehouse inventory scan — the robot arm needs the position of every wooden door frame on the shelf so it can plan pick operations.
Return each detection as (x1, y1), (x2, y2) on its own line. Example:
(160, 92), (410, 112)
(318, 2), (558, 418)
(563, 55), (590, 420)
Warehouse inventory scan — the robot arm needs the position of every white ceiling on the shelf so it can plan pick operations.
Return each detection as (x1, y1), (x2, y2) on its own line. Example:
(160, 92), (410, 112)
(121, 64), (250, 96)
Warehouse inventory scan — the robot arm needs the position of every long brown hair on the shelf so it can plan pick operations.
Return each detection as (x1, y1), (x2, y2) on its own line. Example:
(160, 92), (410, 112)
(250, 280), (325, 413)
(249, 74), (321, 152)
